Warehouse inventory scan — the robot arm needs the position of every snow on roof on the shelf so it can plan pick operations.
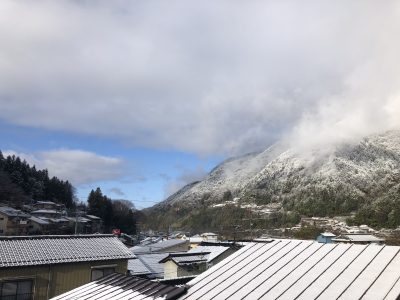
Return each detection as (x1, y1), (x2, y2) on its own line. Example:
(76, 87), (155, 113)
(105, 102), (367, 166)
(50, 273), (187, 300)
(85, 214), (101, 220)
(0, 235), (134, 267)
(0, 206), (30, 218)
(130, 239), (189, 254)
(181, 239), (400, 300)
(189, 237), (203, 243)
(320, 232), (336, 237)
(332, 234), (384, 242)
(29, 216), (50, 225)
(160, 252), (210, 265)
(35, 201), (57, 205)
(188, 245), (230, 262)
(31, 209), (59, 214)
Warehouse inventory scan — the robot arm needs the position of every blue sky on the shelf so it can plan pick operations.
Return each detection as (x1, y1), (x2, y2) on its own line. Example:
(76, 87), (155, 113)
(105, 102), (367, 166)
(1, 120), (222, 208)
(1, 1), (400, 208)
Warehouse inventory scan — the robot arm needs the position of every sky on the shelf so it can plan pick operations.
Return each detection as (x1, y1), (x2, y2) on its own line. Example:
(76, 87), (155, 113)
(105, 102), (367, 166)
(1, 1), (400, 208)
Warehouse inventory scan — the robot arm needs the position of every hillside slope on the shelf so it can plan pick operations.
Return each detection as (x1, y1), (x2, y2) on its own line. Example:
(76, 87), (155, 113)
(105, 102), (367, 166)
(146, 131), (400, 230)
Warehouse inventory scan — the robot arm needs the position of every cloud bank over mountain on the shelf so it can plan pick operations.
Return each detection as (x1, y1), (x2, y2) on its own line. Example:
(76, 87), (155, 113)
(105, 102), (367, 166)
(1, 1), (399, 156)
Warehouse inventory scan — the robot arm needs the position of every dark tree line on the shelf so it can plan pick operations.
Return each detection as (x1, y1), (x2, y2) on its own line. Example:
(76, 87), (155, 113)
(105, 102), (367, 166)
(87, 187), (136, 234)
(0, 150), (75, 208)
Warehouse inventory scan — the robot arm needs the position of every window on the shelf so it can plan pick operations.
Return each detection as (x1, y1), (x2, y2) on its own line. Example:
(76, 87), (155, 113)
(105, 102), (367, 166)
(0, 280), (33, 300)
(91, 268), (115, 281)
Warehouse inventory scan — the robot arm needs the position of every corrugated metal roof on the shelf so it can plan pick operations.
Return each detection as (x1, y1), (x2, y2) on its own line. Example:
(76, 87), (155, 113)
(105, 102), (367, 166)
(50, 273), (187, 300)
(0, 235), (134, 267)
(182, 239), (400, 300)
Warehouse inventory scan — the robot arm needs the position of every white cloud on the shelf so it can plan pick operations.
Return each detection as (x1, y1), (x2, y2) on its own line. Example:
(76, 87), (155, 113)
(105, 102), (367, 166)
(164, 165), (208, 197)
(3, 149), (124, 185)
(0, 1), (400, 155)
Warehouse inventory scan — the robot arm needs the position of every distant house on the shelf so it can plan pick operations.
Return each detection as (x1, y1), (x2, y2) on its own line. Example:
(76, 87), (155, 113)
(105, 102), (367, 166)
(332, 233), (385, 244)
(189, 233), (219, 248)
(0, 235), (134, 299)
(160, 252), (210, 279)
(31, 209), (61, 219)
(160, 244), (238, 280)
(85, 215), (102, 232)
(200, 232), (218, 243)
(130, 239), (190, 254)
(316, 232), (336, 243)
(28, 216), (53, 234)
(181, 239), (400, 299)
(50, 273), (187, 300)
(0, 206), (30, 235)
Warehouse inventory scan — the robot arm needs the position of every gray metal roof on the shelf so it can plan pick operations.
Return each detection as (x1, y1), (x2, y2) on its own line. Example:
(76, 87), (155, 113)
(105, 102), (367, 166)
(35, 201), (57, 205)
(130, 239), (189, 254)
(128, 258), (152, 275)
(320, 232), (336, 237)
(333, 233), (384, 242)
(128, 253), (168, 278)
(188, 245), (230, 262)
(85, 214), (101, 220)
(0, 206), (30, 218)
(31, 209), (59, 214)
(173, 255), (208, 265)
(0, 235), (134, 267)
(182, 239), (400, 300)
(29, 216), (50, 225)
(50, 273), (187, 300)
(160, 252), (210, 266)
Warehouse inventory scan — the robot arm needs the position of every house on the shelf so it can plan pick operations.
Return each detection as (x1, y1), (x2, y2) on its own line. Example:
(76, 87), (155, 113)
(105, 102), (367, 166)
(160, 243), (239, 280)
(50, 273), (187, 300)
(300, 217), (330, 227)
(332, 233), (385, 244)
(85, 214), (102, 233)
(189, 233), (219, 248)
(160, 252), (210, 279)
(29, 216), (53, 234)
(188, 243), (239, 268)
(316, 232), (336, 243)
(0, 206), (30, 235)
(0, 234), (134, 299)
(200, 232), (218, 243)
(188, 235), (204, 248)
(130, 239), (190, 254)
(31, 209), (61, 219)
(181, 239), (400, 299)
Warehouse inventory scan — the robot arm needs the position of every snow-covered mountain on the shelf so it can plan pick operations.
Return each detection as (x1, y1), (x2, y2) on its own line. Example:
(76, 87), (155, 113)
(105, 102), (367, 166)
(157, 130), (400, 215)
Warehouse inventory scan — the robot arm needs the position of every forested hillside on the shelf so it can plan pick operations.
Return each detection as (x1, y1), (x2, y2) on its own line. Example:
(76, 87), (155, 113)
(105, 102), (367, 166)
(0, 150), (75, 209)
(145, 131), (400, 231)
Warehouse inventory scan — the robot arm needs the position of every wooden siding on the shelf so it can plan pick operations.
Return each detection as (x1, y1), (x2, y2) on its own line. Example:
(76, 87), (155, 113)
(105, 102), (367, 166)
(0, 259), (128, 300)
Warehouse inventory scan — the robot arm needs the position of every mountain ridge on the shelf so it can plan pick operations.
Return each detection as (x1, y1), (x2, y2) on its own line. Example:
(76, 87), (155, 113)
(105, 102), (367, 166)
(146, 130), (400, 231)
